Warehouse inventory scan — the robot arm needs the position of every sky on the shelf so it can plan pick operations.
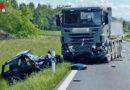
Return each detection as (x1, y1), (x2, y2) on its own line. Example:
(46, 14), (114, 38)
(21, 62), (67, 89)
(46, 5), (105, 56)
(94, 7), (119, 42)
(17, 0), (130, 21)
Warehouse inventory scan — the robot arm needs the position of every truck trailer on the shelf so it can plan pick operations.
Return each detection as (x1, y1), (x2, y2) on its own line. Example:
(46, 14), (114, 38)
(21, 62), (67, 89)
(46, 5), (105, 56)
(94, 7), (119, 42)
(56, 7), (123, 63)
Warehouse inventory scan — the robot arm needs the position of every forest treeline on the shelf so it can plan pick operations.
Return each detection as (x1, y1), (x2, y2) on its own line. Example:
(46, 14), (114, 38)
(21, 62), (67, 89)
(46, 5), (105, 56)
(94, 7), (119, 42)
(0, 0), (130, 38)
(0, 0), (63, 38)
(123, 21), (130, 33)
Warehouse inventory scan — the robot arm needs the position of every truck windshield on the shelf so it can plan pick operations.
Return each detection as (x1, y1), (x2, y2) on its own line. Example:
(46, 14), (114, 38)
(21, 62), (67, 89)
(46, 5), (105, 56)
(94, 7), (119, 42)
(63, 10), (102, 27)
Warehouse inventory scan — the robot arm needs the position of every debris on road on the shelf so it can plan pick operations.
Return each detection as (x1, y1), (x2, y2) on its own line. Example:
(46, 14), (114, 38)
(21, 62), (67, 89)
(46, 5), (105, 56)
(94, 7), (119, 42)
(1, 50), (63, 83)
(115, 58), (123, 61)
(73, 79), (81, 82)
(71, 64), (87, 70)
(122, 50), (126, 52)
(111, 63), (116, 67)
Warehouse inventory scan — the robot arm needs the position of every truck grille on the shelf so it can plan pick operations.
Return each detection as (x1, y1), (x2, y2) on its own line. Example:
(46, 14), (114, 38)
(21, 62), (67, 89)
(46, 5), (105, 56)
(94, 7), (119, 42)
(69, 33), (95, 45)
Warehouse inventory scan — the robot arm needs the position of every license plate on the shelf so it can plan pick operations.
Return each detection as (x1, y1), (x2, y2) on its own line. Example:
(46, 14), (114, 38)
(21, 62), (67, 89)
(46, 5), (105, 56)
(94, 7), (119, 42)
(73, 28), (89, 33)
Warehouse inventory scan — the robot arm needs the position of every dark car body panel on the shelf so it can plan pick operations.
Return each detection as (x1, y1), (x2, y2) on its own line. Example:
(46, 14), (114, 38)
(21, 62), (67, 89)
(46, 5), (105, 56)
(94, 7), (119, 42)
(1, 50), (62, 82)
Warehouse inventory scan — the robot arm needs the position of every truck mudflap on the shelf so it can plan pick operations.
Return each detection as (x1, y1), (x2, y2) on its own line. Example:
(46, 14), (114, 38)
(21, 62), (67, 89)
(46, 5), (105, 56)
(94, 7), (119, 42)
(63, 51), (106, 63)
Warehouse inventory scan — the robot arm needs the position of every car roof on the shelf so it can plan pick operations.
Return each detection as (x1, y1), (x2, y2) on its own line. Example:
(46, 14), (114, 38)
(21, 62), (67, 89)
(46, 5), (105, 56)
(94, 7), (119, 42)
(16, 50), (30, 56)
(4, 50), (31, 65)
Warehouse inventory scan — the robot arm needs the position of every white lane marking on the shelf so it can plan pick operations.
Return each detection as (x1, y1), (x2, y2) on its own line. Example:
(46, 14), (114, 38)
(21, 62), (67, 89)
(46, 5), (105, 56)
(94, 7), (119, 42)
(57, 70), (78, 90)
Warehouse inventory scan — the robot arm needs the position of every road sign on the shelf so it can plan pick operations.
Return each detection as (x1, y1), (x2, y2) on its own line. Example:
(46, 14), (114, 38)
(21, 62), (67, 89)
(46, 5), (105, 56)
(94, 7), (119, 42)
(0, 3), (6, 13)
(1, 8), (6, 13)
(0, 3), (4, 9)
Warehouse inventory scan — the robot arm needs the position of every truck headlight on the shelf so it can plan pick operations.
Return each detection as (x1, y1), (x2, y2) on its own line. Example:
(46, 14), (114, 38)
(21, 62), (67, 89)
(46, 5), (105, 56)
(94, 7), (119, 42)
(92, 44), (96, 49)
(68, 46), (75, 52)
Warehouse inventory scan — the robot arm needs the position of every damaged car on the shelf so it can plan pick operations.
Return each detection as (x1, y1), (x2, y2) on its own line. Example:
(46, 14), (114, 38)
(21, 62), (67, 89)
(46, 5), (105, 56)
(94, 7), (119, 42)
(1, 50), (63, 83)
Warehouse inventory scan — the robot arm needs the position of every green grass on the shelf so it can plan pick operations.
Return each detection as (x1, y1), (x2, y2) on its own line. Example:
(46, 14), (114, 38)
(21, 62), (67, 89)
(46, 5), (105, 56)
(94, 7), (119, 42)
(0, 31), (71, 90)
(124, 32), (130, 37)
(123, 33), (130, 42)
(42, 30), (61, 36)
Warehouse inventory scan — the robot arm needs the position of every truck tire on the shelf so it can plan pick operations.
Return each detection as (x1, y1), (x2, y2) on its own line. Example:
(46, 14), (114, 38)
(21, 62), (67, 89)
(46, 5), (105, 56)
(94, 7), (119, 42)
(113, 43), (117, 59)
(111, 44), (115, 60)
(115, 42), (118, 58)
(104, 46), (111, 63)
(117, 41), (122, 57)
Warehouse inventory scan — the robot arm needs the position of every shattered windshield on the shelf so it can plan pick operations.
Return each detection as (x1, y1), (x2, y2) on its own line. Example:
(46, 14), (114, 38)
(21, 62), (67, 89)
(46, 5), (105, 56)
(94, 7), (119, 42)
(63, 10), (102, 27)
(26, 52), (39, 60)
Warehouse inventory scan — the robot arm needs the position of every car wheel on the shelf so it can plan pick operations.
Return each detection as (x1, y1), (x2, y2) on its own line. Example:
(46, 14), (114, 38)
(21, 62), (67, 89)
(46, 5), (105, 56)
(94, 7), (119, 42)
(8, 76), (22, 84)
(44, 61), (51, 68)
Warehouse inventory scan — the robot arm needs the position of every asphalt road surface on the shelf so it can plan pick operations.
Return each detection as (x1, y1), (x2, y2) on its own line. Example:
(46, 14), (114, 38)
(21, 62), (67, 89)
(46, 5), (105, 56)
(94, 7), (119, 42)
(55, 41), (130, 90)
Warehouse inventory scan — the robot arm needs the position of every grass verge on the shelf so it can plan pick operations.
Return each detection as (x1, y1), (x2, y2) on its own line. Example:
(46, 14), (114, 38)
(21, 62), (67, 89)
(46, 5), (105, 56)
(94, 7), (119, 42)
(42, 30), (61, 36)
(0, 31), (71, 90)
(0, 62), (71, 90)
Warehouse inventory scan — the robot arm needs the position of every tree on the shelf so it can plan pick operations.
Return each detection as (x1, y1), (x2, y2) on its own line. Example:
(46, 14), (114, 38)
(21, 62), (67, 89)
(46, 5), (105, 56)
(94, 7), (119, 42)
(29, 2), (35, 10)
(11, 0), (18, 9)
(123, 20), (128, 32)
(19, 3), (26, 10)
(33, 4), (49, 30)
(17, 6), (41, 38)
(32, 4), (63, 30)
(0, 1), (41, 38)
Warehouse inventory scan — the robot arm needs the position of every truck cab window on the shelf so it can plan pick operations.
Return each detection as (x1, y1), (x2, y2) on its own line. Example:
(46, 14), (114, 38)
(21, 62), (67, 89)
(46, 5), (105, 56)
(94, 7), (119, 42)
(63, 10), (102, 27)
(64, 12), (78, 25)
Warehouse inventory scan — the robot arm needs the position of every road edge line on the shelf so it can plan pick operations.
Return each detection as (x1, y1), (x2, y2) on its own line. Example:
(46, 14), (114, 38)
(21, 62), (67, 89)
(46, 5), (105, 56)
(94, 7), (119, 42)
(57, 70), (78, 90)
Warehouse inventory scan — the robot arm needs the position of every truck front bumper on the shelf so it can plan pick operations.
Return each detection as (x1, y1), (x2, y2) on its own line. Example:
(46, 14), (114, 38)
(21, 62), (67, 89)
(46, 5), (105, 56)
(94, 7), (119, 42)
(62, 51), (106, 62)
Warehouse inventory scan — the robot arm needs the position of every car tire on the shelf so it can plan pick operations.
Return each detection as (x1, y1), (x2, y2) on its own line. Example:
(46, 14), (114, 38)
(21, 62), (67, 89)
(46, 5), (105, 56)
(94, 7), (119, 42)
(8, 76), (22, 84)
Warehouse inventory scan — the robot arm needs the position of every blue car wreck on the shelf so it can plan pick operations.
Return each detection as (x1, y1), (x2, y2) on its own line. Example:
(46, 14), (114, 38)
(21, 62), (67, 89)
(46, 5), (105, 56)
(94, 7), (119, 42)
(1, 50), (63, 83)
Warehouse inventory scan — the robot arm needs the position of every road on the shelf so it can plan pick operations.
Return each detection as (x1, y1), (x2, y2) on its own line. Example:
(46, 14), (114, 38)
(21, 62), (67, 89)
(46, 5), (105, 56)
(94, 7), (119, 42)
(55, 41), (130, 90)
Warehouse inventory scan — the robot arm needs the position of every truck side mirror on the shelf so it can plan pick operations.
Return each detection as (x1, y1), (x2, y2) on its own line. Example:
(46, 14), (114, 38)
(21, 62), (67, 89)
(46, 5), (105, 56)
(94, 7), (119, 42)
(105, 14), (108, 24)
(56, 14), (61, 26)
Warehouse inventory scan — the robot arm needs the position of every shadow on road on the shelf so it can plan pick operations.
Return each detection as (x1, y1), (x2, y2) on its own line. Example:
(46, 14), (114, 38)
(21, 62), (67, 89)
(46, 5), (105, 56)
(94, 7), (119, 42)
(64, 58), (107, 65)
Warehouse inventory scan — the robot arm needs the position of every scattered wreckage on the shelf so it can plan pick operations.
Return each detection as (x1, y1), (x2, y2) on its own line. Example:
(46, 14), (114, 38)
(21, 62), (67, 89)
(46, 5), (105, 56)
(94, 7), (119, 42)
(1, 50), (63, 83)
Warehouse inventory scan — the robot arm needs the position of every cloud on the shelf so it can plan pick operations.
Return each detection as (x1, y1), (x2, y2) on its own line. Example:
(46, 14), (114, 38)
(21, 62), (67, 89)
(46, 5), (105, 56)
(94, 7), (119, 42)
(93, 0), (130, 20)
(18, 0), (29, 4)
(118, 4), (130, 9)
(95, 0), (117, 9)
(76, 0), (85, 2)
(66, 2), (76, 7)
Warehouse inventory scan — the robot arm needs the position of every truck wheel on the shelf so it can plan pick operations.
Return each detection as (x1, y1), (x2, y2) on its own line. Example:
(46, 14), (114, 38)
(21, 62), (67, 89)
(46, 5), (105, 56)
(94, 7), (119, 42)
(115, 42), (118, 58)
(111, 45), (115, 60)
(113, 43), (117, 59)
(104, 47), (111, 63)
(44, 61), (51, 68)
(118, 42), (122, 57)
(63, 56), (68, 60)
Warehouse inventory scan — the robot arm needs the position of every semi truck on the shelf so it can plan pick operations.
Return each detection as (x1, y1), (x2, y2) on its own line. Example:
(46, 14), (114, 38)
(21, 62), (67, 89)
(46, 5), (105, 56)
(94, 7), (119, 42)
(56, 7), (123, 63)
